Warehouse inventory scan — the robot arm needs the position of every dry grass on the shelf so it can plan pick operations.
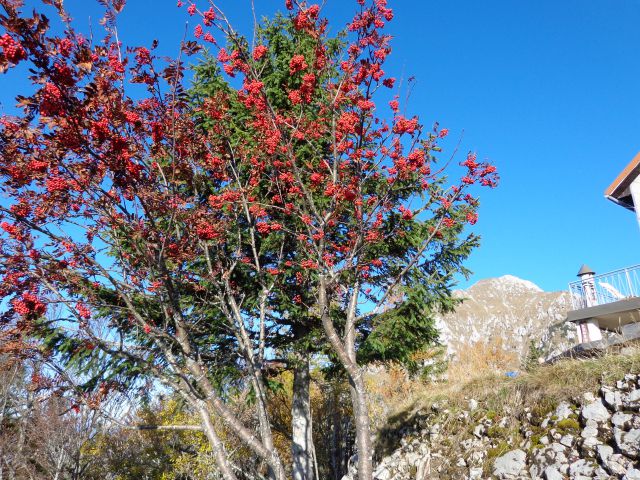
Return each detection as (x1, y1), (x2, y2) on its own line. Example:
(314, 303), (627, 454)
(374, 347), (640, 456)
(366, 339), (520, 421)
(447, 337), (520, 384)
(453, 348), (637, 413)
(366, 363), (431, 430)
(371, 345), (640, 453)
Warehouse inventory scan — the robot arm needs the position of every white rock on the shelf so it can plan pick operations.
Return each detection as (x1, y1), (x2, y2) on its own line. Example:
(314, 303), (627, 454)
(625, 389), (640, 407)
(559, 434), (574, 447)
(584, 418), (598, 428)
(529, 464), (541, 479)
(543, 466), (564, 480)
(596, 444), (613, 462)
(569, 459), (595, 477)
(469, 466), (483, 479)
(405, 452), (419, 466)
(581, 435), (601, 449)
(612, 411), (634, 428)
(554, 450), (568, 465)
(580, 425), (598, 439)
(601, 386), (623, 411)
(416, 458), (429, 480)
(554, 401), (573, 420)
(615, 428), (640, 459)
(624, 469), (640, 480)
(493, 449), (527, 479)
(581, 398), (611, 423)
(593, 466), (612, 479)
(604, 453), (633, 476)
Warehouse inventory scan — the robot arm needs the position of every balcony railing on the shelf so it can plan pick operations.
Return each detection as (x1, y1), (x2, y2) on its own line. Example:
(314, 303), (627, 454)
(569, 265), (640, 310)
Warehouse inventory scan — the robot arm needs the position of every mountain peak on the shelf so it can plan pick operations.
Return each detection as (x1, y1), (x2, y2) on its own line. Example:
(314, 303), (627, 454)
(438, 274), (573, 362)
(470, 275), (544, 294)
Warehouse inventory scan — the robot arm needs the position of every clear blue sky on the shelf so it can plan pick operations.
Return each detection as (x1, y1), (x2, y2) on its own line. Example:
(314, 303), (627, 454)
(3, 0), (640, 292)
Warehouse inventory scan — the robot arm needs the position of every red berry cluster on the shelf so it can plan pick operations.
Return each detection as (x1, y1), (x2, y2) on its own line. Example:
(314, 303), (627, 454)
(46, 176), (68, 192)
(12, 293), (46, 317)
(40, 83), (63, 117)
(0, 34), (27, 64)
(196, 223), (220, 240)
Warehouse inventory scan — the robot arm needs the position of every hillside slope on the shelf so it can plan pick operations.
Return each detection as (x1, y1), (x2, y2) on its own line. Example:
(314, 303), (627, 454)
(351, 349), (640, 480)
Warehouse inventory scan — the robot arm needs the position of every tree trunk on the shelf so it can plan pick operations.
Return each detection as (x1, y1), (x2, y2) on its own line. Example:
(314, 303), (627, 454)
(195, 402), (238, 480)
(318, 277), (374, 480)
(224, 293), (281, 480)
(182, 355), (286, 480)
(291, 354), (314, 480)
(330, 388), (340, 480)
(349, 369), (373, 480)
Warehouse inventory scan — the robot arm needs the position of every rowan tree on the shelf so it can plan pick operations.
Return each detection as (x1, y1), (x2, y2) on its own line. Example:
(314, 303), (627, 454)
(0, 0), (497, 479)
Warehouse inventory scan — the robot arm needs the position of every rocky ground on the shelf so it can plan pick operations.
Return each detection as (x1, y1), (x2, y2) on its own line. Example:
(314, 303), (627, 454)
(345, 351), (640, 480)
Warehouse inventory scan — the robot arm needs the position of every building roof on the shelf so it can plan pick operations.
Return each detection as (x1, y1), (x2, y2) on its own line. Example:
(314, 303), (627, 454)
(605, 152), (640, 211)
(577, 264), (595, 276)
(566, 297), (640, 330)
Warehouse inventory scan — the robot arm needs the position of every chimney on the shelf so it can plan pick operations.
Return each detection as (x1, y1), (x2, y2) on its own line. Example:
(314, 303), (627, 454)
(577, 264), (597, 307)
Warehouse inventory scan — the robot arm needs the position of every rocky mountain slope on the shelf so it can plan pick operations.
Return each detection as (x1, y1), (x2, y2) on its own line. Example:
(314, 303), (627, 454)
(435, 275), (575, 361)
(345, 350), (640, 480)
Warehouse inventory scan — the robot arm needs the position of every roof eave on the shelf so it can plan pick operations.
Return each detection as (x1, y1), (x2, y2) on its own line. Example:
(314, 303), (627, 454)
(605, 194), (635, 212)
(605, 152), (640, 200)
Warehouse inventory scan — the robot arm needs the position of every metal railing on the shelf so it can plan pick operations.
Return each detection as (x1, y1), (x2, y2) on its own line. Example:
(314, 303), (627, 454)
(569, 265), (640, 310)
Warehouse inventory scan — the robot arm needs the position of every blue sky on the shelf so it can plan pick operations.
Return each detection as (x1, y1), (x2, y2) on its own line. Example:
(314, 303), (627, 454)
(3, 0), (640, 293)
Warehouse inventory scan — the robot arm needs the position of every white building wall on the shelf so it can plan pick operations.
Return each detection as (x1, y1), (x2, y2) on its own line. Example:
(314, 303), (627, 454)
(630, 176), (640, 231)
(576, 319), (603, 344)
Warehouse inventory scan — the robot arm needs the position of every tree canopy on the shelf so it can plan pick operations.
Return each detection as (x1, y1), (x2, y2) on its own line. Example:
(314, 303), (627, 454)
(0, 0), (497, 478)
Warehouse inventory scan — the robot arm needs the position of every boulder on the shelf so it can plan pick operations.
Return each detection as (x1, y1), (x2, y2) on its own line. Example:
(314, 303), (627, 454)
(568, 459), (595, 478)
(543, 466), (564, 480)
(493, 449), (527, 479)
(614, 428), (640, 459)
(596, 444), (613, 463)
(580, 425), (598, 439)
(601, 386), (623, 411)
(599, 448), (631, 477)
(611, 411), (634, 428)
(581, 399), (611, 423)
(559, 434), (574, 447)
(624, 469), (640, 480)
(623, 389), (640, 410)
